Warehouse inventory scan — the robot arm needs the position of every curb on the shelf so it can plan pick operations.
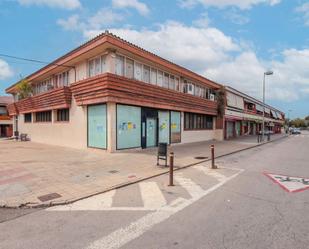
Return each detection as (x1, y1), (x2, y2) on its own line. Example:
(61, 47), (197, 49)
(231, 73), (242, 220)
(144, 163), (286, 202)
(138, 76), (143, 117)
(0, 135), (288, 209)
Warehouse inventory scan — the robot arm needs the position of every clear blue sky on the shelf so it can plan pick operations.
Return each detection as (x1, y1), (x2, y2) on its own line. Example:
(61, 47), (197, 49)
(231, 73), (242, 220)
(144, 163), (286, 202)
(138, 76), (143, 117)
(0, 0), (308, 119)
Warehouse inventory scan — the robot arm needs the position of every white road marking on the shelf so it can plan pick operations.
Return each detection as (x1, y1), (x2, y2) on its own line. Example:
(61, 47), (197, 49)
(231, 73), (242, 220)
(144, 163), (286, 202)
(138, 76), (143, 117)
(193, 165), (227, 182)
(47, 190), (116, 211)
(86, 169), (244, 249)
(139, 181), (167, 209)
(174, 172), (204, 198)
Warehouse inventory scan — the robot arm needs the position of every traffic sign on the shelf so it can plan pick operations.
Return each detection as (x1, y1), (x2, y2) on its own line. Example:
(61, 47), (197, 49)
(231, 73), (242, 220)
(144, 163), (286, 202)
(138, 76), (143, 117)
(264, 172), (309, 193)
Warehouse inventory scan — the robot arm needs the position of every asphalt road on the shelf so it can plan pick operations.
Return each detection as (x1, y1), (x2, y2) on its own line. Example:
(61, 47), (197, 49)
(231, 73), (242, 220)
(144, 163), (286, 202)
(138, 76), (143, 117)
(0, 132), (308, 249)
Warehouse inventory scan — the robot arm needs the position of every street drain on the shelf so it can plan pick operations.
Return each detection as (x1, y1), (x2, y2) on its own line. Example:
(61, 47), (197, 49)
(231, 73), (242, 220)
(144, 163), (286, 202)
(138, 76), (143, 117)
(109, 170), (119, 174)
(194, 156), (208, 160)
(38, 193), (62, 202)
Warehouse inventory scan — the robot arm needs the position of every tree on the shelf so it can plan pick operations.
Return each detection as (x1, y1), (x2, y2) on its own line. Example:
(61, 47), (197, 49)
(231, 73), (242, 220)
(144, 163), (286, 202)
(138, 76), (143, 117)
(16, 79), (32, 100)
(216, 86), (226, 118)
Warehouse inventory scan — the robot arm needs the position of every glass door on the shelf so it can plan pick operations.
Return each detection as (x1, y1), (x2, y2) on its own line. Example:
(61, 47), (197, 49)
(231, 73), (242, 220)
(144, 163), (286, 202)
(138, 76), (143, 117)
(88, 104), (107, 149)
(146, 118), (157, 147)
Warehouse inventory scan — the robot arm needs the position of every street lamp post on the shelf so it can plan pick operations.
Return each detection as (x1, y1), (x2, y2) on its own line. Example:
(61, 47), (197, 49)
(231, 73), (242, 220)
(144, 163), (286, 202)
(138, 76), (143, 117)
(262, 70), (273, 142)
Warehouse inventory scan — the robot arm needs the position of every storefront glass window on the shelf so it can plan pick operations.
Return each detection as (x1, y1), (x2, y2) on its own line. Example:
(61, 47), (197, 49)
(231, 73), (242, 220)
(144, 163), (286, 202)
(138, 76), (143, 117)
(171, 111), (181, 143)
(117, 105), (141, 149)
(159, 111), (170, 144)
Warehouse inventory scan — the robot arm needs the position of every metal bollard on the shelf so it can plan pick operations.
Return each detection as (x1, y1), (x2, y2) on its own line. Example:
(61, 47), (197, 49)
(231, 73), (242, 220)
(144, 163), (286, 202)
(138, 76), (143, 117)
(210, 145), (217, 169)
(257, 134), (260, 143)
(168, 152), (174, 186)
(267, 133), (270, 141)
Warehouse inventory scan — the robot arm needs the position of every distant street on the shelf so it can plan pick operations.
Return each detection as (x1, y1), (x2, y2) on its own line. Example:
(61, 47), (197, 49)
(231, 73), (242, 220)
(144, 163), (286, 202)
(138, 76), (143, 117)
(1, 132), (309, 249)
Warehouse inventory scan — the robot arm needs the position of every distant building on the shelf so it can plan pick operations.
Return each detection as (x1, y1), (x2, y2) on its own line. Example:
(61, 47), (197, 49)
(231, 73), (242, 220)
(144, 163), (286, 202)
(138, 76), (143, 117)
(222, 86), (285, 139)
(0, 96), (13, 137)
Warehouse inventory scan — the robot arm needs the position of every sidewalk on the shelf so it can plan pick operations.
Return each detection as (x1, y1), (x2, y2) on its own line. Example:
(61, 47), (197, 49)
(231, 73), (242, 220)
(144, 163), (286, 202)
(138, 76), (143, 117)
(0, 134), (287, 208)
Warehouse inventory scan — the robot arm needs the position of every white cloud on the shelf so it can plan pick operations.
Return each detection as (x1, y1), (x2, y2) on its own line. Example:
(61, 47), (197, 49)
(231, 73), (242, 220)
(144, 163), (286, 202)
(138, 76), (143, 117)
(18, 0), (81, 10)
(84, 21), (239, 73)
(0, 59), (14, 80)
(224, 9), (250, 25)
(57, 8), (123, 31)
(83, 21), (309, 103)
(296, 2), (309, 26)
(179, 0), (281, 10)
(112, 0), (150, 16)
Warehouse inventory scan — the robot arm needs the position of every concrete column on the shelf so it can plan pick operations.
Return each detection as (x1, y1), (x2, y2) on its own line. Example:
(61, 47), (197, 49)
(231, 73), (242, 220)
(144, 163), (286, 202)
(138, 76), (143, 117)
(107, 102), (116, 152)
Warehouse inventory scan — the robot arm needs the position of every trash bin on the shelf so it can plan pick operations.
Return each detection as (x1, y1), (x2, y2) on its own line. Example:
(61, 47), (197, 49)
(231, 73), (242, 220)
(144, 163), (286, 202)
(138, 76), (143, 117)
(157, 143), (168, 166)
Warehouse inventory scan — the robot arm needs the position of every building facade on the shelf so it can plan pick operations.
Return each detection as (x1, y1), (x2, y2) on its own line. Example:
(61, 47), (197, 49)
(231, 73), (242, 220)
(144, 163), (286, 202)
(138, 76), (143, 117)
(6, 32), (223, 152)
(0, 96), (13, 137)
(223, 86), (285, 139)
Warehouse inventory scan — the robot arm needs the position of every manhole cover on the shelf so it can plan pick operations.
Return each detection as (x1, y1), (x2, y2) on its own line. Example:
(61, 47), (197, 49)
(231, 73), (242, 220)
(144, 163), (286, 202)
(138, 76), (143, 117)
(109, 170), (119, 174)
(38, 193), (62, 202)
(194, 156), (208, 160)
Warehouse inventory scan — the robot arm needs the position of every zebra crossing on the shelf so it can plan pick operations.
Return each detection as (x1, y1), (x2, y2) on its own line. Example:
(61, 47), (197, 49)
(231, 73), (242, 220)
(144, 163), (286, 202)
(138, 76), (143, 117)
(48, 165), (242, 212)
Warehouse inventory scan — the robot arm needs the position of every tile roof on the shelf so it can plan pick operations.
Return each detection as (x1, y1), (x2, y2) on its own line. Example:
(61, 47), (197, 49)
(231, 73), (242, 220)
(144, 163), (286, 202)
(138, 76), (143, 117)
(0, 96), (14, 105)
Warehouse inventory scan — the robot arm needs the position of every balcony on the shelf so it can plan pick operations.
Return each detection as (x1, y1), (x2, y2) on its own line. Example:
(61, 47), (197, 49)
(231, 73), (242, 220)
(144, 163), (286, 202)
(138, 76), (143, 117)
(7, 87), (72, 115)
(71, 73), (218, 115)
(0, 115), (11, 121)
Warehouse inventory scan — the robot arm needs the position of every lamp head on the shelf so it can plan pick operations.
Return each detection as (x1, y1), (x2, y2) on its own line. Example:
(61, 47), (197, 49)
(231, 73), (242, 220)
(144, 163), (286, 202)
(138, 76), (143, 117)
(264, 71), (273, 76)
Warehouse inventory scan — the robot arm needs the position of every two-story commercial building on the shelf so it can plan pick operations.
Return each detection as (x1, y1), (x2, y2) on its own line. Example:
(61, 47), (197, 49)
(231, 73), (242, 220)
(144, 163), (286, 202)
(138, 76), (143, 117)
(0, 96), (13, 137)
(6, 31), (223, 152)
(223, 86), (285, 139)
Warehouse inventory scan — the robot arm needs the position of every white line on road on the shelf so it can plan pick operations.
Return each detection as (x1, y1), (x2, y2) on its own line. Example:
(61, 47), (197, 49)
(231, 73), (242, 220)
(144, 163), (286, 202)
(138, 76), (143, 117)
(139, 181), (167, 209)
(86, 169), (244, 249)
(193, 165), (227, 182)
(47, 190), (116, 211)
(174, 172), (204, 198)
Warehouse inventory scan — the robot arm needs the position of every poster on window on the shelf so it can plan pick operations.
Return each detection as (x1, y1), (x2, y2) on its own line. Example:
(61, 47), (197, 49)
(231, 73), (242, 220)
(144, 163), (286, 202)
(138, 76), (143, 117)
(170, 111), (181, 143)
(158, 111), (170, 144)
(117, 105), (141, 149)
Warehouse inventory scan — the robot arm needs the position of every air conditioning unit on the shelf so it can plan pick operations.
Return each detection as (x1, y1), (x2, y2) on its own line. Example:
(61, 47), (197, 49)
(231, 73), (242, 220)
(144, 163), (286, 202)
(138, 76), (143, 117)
(187, 83), (194, 95)
(210, 94), (215, 101)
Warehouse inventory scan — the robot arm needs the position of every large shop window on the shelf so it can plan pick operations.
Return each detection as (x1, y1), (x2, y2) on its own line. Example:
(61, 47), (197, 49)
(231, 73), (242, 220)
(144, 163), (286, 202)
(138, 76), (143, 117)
(56, 109), (69, 122)
(24, 113), (32, 123)
(117, 105), (141, 149)
(35, 111), (52, 122)
(88, 105), (107, 149)
(184, 112), (213, 130)
(170, 111), (181, 143)
(158, 111), (170, 144)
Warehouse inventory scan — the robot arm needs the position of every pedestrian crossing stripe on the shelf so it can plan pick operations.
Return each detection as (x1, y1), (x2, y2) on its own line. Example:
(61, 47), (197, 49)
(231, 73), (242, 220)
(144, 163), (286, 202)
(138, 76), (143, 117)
(48, 166), (242, 212)
(264, 172), (309, 193)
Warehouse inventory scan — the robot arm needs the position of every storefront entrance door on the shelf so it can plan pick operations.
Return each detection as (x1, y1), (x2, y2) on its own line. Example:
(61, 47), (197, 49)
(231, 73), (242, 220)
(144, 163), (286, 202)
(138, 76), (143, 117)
(146, 118), (157, 147)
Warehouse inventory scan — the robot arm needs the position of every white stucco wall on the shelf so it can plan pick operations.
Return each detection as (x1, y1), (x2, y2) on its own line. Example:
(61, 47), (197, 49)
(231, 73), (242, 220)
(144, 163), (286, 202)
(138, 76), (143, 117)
(17, 99), (88, 149)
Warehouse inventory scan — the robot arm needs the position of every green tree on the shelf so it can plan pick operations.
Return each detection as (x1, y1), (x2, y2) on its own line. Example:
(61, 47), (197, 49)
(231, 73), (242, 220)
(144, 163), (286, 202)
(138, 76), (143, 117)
(16, 79), (32, 100)
(216, 86), (225, 118)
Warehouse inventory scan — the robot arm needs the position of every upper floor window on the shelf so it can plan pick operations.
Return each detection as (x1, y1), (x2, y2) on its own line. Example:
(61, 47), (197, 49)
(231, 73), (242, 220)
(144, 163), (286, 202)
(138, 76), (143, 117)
(143, 65), (150, 83)
(157, 71), (163, 87)
(134, 62), (142, 81)
(125, 58), (134, 79)
(115, 55), (124, 76)
(169, 75), (175, 90)
(55, 71), (69, 87)
(150, 68), (157, 85)
(163, 73), (169, 88)
(88, 55), (107, 78)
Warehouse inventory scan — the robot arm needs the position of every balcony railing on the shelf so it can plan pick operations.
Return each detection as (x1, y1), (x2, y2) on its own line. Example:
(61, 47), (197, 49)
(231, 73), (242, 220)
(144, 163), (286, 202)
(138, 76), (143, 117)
(7, 87), (72, 115)
(71, 73), (218, 115)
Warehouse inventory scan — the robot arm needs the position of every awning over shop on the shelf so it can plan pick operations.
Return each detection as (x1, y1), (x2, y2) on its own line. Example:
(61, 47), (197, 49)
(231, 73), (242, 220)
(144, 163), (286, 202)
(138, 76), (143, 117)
(270, 110), (277, 118)
(264, 108), (270, 114)
(256, 104), (263, 112)
(277, 113), (283, 119)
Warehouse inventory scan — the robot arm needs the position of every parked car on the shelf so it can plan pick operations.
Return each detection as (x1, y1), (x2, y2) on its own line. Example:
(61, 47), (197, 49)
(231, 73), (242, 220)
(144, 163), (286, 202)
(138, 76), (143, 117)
(291, 128), (301, 134)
